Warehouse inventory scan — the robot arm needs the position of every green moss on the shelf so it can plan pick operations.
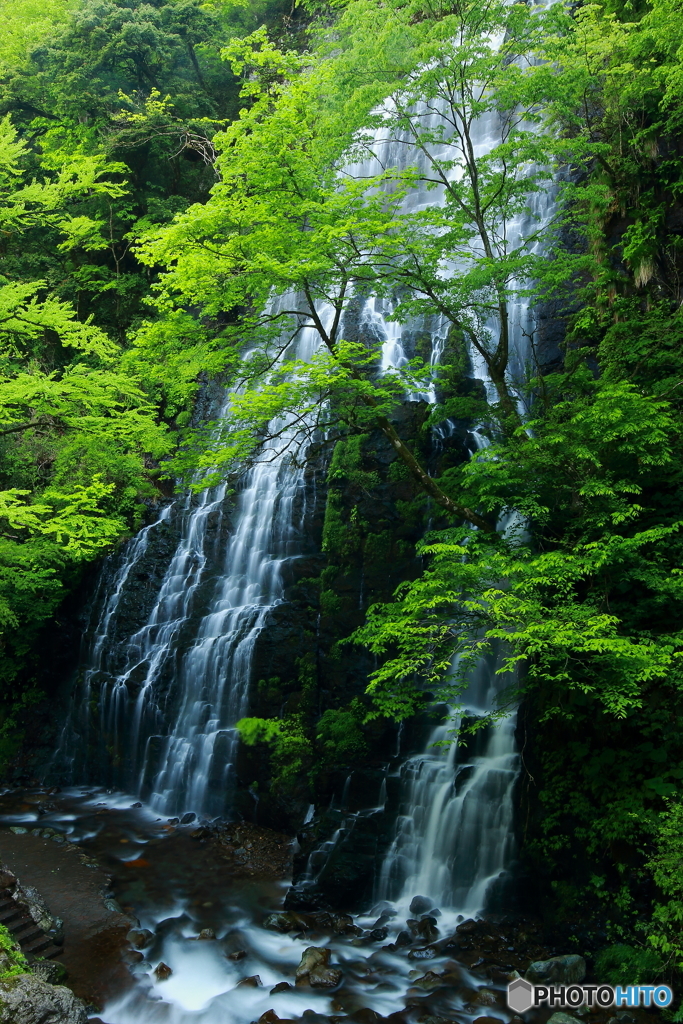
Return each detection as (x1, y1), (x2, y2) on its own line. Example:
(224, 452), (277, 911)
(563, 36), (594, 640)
(326, 434), (378, 489)
(364, 529), (393, 565)
(316, 701), (368, 767)
(0, 922), (30, 979)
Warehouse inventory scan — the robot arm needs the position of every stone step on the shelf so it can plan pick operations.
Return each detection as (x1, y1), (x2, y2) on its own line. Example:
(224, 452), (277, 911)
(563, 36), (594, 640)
(11, 921), (43, 944)
(0, 905), (22, 924)
(38, 945), (63, 961)
(22, 933), (54, 956)
(0, 888), (63, 961)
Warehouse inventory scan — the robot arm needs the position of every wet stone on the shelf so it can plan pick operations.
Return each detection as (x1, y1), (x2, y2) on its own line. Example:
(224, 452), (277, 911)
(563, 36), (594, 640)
(238, 975), (262, 987)
(527, 955), (586, 986)
(456, 919), (478, 934)
(296, 946), (331, 981)
(416, 918), (439, 943)
(409, 896), (433, 916)
(309, 966), (343, 988)
(154, 962), (173, 981)
(408, 948), (436, 960)
(197, 928), (216, 940)
(127, 928), (153, 950)
(369, 927), (389, 942)
(331, 913), (355, 934)
(264, 911), (311, 933)
(229, 950), (248, 961)
(396, 931), (412, 947)
(270, 982), (292, 994)
(413, 971), (444, 990)
(123, 950), (144, 965)
(354, 1011), (382, 1024)
(258, 1011), (281, 1024)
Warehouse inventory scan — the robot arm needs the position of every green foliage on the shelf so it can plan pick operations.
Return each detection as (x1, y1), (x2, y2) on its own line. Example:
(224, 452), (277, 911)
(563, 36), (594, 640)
(595, 944), (664, 985)
(238, 697), (370, 794)
(0, 921), (30, 978)
(316, 701), (368, 766)
(237, 715), (313, 793)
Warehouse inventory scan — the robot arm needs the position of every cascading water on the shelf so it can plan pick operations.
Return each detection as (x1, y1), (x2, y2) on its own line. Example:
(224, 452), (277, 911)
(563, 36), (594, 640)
(293, 86), (556, 916)
(376, 653), (519, 917)
(54, 319), (324, 819)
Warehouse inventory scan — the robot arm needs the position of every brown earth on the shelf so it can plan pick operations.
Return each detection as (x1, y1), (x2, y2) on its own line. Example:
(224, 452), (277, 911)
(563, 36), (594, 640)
(194, 821), (294, 878)
(0, 831), (134, 1009)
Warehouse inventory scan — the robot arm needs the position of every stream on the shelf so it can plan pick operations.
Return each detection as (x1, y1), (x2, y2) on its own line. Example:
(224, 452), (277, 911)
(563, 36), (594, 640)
(0, 784), (548, 1024)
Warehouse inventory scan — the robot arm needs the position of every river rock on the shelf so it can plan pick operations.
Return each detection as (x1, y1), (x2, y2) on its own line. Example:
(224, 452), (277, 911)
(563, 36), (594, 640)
(238, 975), (262, 987)
(13, 882), (57, 937)
(127, 928), (153, 949)
(264, 912), (310, 933)
(413, 971), (444, 990)
(331, 913), (355, 934)
(309, 966), (342, 988)
(270, 982), (292, 994)
(123, 950), (144, 965)
(409, 895), (433, 915)
(368, 926), (388, 942)
(526, 955), (586, 986)
(408, 947), (436, 960)
(354, 1010), (382, 1024)
(295, 946), (330, 982)
(154, 962), (173, 981)
(197, 928), (216, 940)
(0, 973), (87, 1024)
(476, 988), (499, 1006)
(396, 930), (412, 946)
(30, 960), (68, 985)
(417, 917), (439, 942)
(547, 1015), (582, 1024)
(0, 867), (16, 889)
(228, 950), (248, 960)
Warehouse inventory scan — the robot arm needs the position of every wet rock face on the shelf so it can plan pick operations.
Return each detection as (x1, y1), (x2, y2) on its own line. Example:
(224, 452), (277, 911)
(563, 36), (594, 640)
(0, 973), (88, 1024)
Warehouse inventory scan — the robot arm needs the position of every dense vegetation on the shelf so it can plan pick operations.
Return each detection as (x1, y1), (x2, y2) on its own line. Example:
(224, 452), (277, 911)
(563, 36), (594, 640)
(3, 0), (683, 994)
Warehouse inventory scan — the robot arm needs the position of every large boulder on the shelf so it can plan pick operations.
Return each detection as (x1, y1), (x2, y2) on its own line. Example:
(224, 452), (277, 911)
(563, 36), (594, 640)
(526, 956), (586, 986)
(0, 973), (87, 1024)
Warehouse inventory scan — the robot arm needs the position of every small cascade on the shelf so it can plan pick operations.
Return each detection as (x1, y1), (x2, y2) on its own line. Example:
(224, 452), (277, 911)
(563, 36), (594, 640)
(376, 653), (519, 915)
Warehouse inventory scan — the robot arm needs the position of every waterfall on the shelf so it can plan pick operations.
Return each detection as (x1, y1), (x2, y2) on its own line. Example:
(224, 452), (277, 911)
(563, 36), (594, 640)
(376, 652), (519, 916)
(292, 88), (555, 915)
(54, 28), (555, 920)
(54, 320), (324, 819)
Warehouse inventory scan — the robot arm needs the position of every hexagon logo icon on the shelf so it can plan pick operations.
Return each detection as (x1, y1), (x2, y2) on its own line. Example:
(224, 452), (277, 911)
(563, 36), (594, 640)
(507, 977), (534, 1014)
